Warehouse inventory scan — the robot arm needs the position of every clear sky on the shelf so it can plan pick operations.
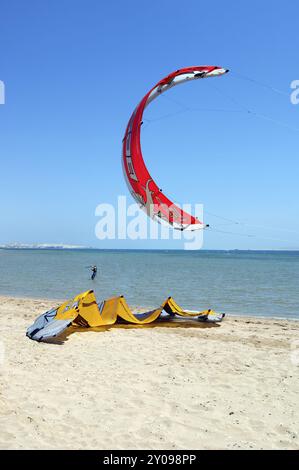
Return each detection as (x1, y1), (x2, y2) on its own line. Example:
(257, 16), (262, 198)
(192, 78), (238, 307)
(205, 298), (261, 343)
(0, 0), (298, 249)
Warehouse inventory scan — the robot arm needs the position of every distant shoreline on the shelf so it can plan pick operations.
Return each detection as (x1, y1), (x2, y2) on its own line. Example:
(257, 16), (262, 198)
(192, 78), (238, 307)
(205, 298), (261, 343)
(1, 247), (298, 253)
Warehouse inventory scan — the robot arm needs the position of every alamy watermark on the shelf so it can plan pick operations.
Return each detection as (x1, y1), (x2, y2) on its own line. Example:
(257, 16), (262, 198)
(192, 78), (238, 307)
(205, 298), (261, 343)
(290, 80), (299, 105)
(95, 196), (205, 249)
(0, 80), (5, 104)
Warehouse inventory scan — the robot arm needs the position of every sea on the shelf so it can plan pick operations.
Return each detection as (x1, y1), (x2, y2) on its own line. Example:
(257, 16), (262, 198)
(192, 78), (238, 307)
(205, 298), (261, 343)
(0, 249), (298, 320)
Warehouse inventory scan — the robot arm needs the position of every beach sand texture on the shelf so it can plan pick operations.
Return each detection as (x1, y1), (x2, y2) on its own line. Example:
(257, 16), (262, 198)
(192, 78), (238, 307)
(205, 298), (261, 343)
(0, 296), (298, 449)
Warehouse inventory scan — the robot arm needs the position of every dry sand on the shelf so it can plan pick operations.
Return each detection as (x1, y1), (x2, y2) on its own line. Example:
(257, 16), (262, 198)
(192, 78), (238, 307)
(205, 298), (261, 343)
(0, 295), (298, 450)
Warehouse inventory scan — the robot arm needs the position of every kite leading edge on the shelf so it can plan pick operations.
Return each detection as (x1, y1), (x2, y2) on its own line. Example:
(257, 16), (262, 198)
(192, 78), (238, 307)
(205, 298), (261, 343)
(122, 66), (229, 231)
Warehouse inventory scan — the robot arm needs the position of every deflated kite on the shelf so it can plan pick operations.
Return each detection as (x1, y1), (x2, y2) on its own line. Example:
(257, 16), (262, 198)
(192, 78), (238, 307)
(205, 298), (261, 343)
(26, 290), (225, 342)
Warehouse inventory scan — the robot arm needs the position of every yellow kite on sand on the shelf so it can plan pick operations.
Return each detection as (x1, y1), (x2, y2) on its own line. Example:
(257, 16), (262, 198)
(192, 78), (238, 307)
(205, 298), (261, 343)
(26, 290), (225, 342)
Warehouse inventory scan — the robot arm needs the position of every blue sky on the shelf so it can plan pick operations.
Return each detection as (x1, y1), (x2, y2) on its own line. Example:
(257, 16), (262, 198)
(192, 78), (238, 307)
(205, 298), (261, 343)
(0, 0), (298, 249)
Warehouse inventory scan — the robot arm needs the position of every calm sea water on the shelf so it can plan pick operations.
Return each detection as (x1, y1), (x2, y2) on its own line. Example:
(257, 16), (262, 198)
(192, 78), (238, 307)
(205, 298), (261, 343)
(0, 249), (298, 319)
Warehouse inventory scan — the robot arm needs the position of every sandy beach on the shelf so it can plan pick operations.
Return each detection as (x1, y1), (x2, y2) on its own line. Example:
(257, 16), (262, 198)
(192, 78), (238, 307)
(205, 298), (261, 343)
(0, 295), (298, 450)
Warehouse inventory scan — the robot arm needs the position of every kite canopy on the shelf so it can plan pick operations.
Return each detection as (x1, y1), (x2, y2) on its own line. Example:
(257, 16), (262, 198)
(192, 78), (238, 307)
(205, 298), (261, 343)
(122, 66), (229, 230)
(26, 290), (225, 342)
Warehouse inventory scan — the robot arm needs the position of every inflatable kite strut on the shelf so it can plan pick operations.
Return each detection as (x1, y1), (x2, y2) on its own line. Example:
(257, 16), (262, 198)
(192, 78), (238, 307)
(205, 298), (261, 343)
(122, 66), (229, 230)
(26, 290), (225, 342)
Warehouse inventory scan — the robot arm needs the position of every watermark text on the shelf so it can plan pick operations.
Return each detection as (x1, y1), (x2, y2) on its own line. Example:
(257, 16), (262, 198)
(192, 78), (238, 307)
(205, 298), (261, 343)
(0, 80), (5, 104)
(95, 196), (206, 250)
(290, 80), (299, 105)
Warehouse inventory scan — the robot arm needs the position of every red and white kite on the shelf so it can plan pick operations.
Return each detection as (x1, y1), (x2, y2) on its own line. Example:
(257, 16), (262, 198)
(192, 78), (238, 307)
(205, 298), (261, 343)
(122, 66), (228, 231)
